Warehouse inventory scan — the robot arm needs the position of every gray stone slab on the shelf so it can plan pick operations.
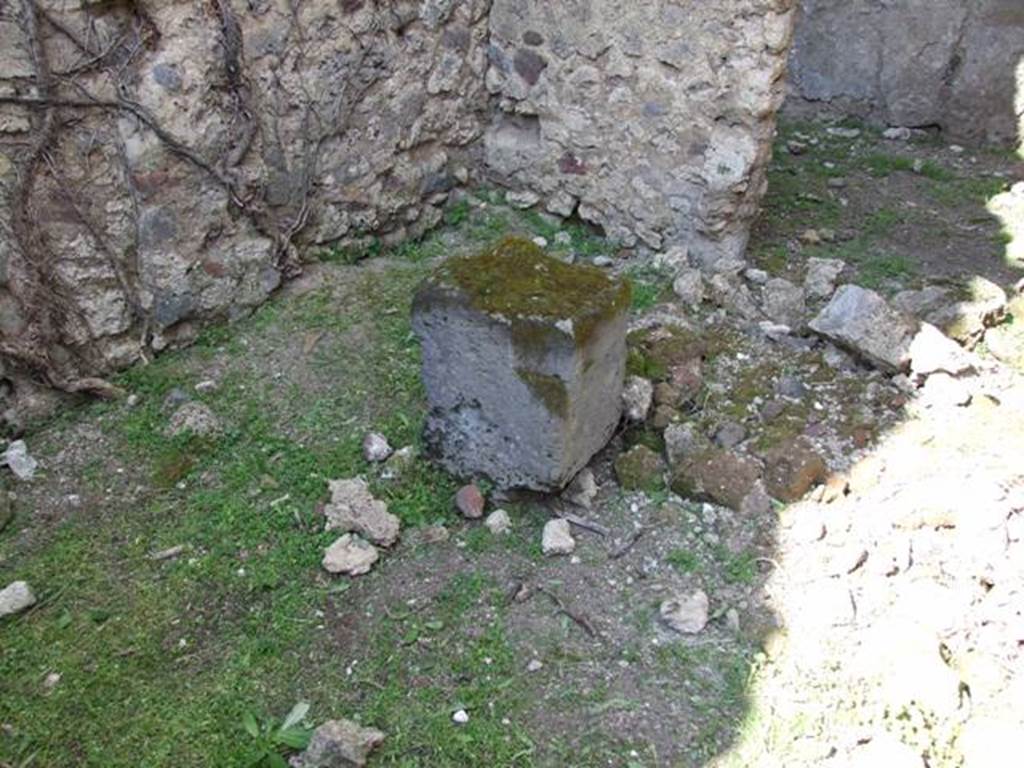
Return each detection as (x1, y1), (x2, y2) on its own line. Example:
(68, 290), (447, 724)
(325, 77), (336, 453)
(412, 237), (630, 491)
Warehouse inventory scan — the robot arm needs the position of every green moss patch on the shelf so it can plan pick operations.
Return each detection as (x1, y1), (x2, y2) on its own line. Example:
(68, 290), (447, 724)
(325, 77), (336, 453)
(626, 326), (708, 382)
(515, 368), (570, 419)
(436, 236), (630, 342)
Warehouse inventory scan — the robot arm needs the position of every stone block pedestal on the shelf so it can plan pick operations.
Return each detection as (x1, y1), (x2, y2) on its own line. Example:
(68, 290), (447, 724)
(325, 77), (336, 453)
(412, 237), (630, 491)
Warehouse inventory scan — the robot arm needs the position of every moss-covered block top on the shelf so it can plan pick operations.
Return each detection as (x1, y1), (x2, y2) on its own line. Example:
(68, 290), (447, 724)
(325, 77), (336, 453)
(426, 236), (631, 342)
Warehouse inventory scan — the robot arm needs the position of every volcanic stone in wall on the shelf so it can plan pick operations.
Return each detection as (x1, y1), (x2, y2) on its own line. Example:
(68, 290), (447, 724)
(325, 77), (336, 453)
(412, 237), (630, 491)
(484, 0), (797, 266)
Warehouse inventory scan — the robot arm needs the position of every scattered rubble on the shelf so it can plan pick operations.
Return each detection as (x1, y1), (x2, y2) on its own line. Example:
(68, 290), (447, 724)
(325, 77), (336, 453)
(562, 468), (598, 509)
(454, 484), (485, 519)
(660, 590), (710, 634)
(622, 376), (654, 423)
(324, 478), (400, 548)
(803, 257), (845, 301)
(294, 719), (385, 768)
(761, 437), (828, 503)
(672, 269), (705, 305)
(485, 509), (511, 535)
(0, 581), (36, 617)
(809, 284), (917, 372)
(542, 519), (576, 556)
(362, 432), (393, 463)
(3, 440), (38, 481)
(671, 450), (763, 513)
(613, 445), (665, 491)
(322, 534), (380, 576)
(761, 278), (806, 328)
(908, 323), (977, 378)
(166, 402), (223, 438)
(380, 446), (416, 481)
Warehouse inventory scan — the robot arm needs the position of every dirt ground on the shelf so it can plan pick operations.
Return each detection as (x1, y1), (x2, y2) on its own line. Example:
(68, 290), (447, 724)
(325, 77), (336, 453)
(1, 120), (1022, 767)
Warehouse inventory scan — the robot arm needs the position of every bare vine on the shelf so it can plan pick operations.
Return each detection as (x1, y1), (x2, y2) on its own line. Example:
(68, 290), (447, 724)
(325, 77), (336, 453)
(0, 0), (381, 405)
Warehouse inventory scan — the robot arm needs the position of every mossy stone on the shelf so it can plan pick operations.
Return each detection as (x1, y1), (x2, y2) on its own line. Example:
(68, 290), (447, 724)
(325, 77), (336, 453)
(760, 437), (828, 502)
(670, 449), (762, 511)
(626, 326), (708, 382)
(614, 445), (667, 492)
(436, 235), (631, 348)
(412, 236), (630, 491)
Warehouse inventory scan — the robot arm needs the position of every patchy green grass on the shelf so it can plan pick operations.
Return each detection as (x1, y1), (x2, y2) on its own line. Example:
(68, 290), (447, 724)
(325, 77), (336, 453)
(666, 548), (700, 574)
(927, 175), (1007, 209)
(0, 253), (490, 765)
(861, 153), (954, 182)
(626, 265), (673, 312)
(716, 547), (758, 586)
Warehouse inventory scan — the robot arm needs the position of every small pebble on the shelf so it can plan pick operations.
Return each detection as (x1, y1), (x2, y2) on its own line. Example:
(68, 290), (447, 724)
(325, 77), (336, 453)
(455, 484), (485, 519)
(362, 432), (392, 463)
(452, 709), (470, 725)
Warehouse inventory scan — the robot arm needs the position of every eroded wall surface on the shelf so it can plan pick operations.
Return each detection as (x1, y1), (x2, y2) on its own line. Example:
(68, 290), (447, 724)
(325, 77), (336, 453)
(0, 0), (490, 423)
(788, 0), (1024, 148)
(484, 0), (797, 267)
(0, 0), (796, 426)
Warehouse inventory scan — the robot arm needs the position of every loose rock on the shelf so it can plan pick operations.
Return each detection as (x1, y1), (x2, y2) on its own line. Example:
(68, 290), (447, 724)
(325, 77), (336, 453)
(654, 382), (681, 410)
(380, 446), (416, 481)
(563, 468), (598, 509)
(542, 519), (575, 556)
(891, 285), (949, 319)
(761, 437), (828, 503)
(929, 276), (1007, 345)
(664, 423), (711, 470)
(671, 449), (762, 512)
(653, 246), (690, 273)
(660, 590), (710, 634)
(166, 402), (222, 438)
(918, 372), (972, 408)
(485, 509), (511, 535)
(324, 478), (400, 547)
(622, 376), (654, 422)
(714, 421), (747, 449)
(507, 189), (541, 209)
(454, 484), (485, 519)
(614, 445), (665, 491)
(3, 440), (38, 481)
(672, 269), (705, 305)
(883, 126), (913, 141)
(0, 581), (36, 617)
(709, 273), (761, 320)
(651, 405), (679, 430)
(809, 284), (917, 372)
(362, 432), (393, 463)
(909, 323), (976, 378)
(761, 278), (807, 328)
(804, 257), (846, 301)
(775, 375), (807, 400)
(744, 268), (769, 286)
(322, 534), (380, 576)
(295, 718), (386, 768)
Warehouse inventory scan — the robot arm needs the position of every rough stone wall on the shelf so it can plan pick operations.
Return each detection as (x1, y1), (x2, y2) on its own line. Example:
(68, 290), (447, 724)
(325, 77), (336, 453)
(787, 0), (1024, 148)
(484, 0), (797, 267)
(0, 0), (490, 424)
(0, 0), (796, 427)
